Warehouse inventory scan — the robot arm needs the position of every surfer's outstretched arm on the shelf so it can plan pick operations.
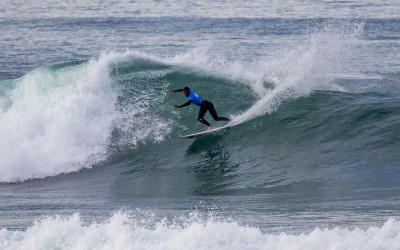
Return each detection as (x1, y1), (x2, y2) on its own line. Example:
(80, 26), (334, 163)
(173, 100), (192, 108)
(171, 89), (184, 93)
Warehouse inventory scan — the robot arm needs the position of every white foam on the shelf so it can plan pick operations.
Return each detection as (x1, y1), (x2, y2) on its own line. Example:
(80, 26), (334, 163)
(0, 51), (171, 182)
(0, 55), (118, 182)
(0, 212), (399, 250)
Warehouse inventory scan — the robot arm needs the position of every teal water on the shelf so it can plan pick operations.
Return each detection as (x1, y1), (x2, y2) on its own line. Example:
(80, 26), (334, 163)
(1, 1), (400, 248)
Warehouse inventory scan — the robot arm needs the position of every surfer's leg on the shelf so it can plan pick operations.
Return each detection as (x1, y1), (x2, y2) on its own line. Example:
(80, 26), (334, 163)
(208, 102), (230, 121)
(198, 102), (211, 126)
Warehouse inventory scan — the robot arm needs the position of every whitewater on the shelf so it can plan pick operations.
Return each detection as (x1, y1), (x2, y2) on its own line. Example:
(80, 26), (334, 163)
(1, 1), (400, 249)
(1, 212), (400, 250)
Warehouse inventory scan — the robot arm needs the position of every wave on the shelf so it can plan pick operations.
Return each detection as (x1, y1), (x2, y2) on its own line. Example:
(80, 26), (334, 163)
(1, 19), (396, 183)
(1, 212), (399, 250)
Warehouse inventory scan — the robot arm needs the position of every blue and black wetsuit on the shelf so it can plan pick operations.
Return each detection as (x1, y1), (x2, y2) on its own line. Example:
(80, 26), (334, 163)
(176, 90), (230, 127)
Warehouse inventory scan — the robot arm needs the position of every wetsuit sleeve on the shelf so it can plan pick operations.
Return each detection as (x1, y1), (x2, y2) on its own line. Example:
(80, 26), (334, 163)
(178, 100), (192, 108)
(175, 89), (184, 92)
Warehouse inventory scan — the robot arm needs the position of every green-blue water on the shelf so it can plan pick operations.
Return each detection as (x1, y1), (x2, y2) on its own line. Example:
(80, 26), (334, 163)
(1, 1), (400, 248)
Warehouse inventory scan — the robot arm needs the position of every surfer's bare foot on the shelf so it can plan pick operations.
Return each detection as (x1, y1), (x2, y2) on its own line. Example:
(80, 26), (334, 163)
(208, 125), (213, 130)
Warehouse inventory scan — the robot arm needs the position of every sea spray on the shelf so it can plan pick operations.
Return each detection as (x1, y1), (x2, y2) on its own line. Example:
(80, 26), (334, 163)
(231, 20), (365, 125)
(107, 54), (172, 149)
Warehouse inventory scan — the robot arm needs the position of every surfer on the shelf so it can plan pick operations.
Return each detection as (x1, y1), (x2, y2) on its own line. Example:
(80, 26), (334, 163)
(172, 87), (230, 129)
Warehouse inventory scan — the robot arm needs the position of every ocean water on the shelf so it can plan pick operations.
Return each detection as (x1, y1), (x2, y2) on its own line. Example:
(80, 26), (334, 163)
(1, 0), (400, 249)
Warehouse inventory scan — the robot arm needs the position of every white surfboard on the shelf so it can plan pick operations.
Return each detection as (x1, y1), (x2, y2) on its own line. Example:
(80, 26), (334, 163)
(180, 124), (231, 139)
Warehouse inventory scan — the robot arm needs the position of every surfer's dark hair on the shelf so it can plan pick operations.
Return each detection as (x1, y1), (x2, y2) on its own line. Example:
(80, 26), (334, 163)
(183, 87), (190, 92)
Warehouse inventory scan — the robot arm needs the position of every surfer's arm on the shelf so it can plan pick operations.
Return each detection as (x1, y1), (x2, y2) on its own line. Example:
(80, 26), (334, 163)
(174, 100), (192, 108)
(171, 89), (184, 93)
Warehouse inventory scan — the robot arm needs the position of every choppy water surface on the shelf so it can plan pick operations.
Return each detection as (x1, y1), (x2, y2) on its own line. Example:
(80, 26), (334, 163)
(1, 1), (400, 249)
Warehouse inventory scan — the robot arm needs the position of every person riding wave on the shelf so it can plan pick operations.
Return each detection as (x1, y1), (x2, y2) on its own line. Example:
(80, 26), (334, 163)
(172, 87), (230, 129)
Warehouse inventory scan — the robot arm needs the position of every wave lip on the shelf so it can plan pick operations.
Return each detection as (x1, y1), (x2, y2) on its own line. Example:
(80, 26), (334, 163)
(1, 212), (399, 250)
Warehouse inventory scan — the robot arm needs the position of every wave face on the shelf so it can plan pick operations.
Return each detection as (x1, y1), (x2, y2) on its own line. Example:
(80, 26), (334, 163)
(1, 20), (399, 183)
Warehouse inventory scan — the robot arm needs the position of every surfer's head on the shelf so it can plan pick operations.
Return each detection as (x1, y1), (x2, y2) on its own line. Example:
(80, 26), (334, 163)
(183, 87), (190, 97)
